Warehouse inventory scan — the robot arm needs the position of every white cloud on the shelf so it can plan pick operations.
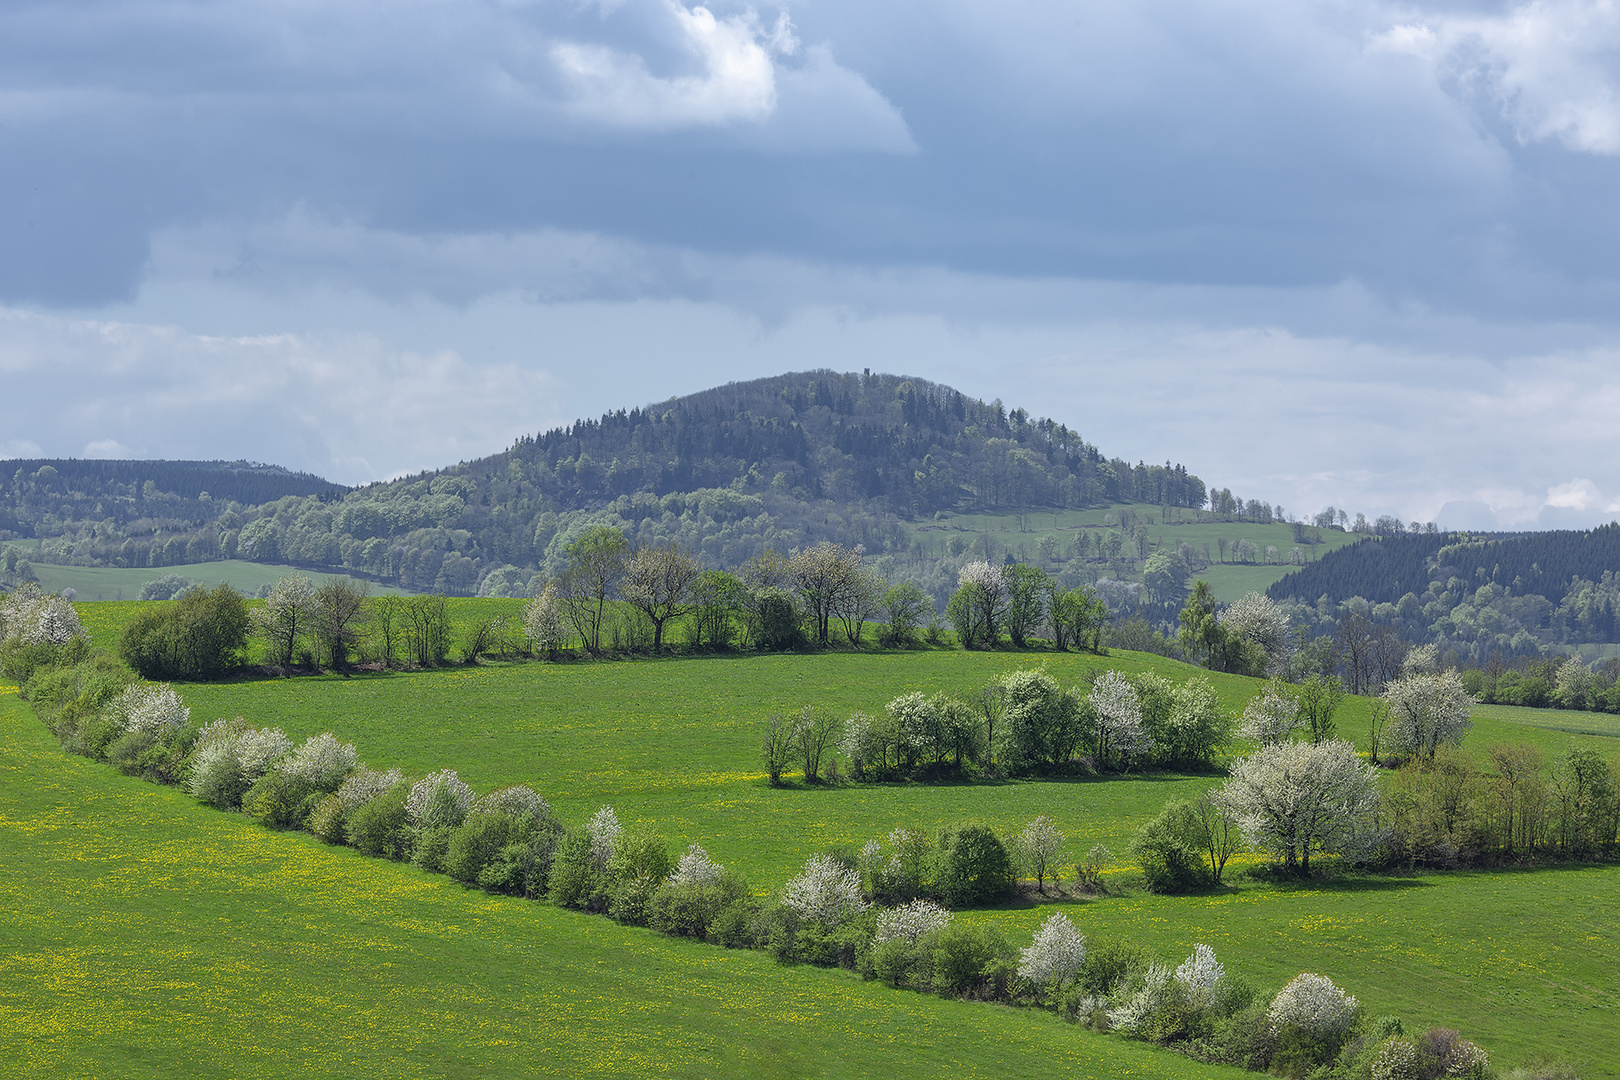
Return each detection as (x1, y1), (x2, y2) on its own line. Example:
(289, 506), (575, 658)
(551, 3), (788, 128)
(83, 439), (134, 459)
(1375, 0), (1620, 155)
(0, 306), (564, 485)
(1545, 477), (1602, 510)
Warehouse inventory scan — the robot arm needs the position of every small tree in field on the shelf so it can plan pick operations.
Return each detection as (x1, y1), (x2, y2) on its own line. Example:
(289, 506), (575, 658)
(795, 705), (839, 783)
(522, 582), (568, 658)
(1014, 815), (1065, 893)
(253, 573), (317, 667)
(1382, 670), (1473, 761)
(1221, 739), (1380, 875)
(761, 713), (798, 785)
(1089, 669), (1149, 770)
(1238, 680), (1302, 745)
(1268, 972), (1359, 1040)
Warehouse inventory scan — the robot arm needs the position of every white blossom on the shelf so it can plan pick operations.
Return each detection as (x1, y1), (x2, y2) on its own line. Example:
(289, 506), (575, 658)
(1238, 681), (1301, 745)
(1109, 962), (1172, 1032)
(1267, 972), (1359, 1038)
(837, 711), (879, 777)
(1220, 591), (1291, 673)
(586, 805), (623, 869)
(471, 784), (553, 825)
(335, 767), (403, 812)
(1221, 739), (1382, 872)
(1381, 671), (1473, 759)
(405, 769), (474, 829)
(1090, 669), (1150, 764)
(522, 582), (568, 653)
(873, 899), (953, 945)
(1371, 1037), (1420, 1080)
(235, 727), (291, 781)
(1017, 912), (1087, 987)
(782, 853), (867, 926)
(108, 683), (190, 736)
(666, 842), (725, 888)
(1173, 943), (1224, 1005)
(957, 560), (1006, 595)
(0, 583), (83, 646)
(276, 732), (360, 788)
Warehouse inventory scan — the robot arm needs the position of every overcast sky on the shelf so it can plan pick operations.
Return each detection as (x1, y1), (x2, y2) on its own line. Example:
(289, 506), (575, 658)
(5, 0), (1620, 529)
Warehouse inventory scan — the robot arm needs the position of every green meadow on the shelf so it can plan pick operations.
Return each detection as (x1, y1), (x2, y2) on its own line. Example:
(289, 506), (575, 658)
(0, 686), (1244, 1080)
(8, 601), (1620, 1077)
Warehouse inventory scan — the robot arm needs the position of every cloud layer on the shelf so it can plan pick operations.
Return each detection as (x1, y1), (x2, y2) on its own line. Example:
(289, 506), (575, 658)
(4, 0), (1620, 528)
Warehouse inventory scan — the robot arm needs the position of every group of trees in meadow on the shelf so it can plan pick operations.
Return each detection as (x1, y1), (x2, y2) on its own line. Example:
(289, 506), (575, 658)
(763, 667), (1233, 785)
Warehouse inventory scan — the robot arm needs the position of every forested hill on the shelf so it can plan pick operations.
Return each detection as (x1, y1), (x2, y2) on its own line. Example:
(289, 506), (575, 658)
(0, 459), (342, 538)
(1266, 526), (1620, 608)
(2, 370), (1210, 594)
(1265, 525), (1620, 656)
(416, 369), (1208, 515)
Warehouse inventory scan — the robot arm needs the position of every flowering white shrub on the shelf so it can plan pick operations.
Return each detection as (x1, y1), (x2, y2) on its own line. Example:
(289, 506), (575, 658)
(838, 711), (879, 777)
(1017, 912), (1087, 988)
(1173, 943), (1224, 1005)
(1381, 671), (1473, 759)
(186, 739), (243, 806)
(1237, 682), (1301, 745)
(1370, 1036), (1420, 1080)
(109, 683), (190, 736)
(667, 842), (725, 888)
(406, 769), (474, 829)
(235, 727), (291, 782)
(0, 583), (83, 646)
(586, 805), (623, 868)
(1108, 962), (1172, 1033)
(1444, 1038), (1490, 1079)
(873, 899), (952, 945)
(471, 785), (553, 824)
(782, 853), (867, 926)
(1220, 591), (1290, 672)
(522, 583), (567, 654)
(1268, 972), (1359, 1038)
(277, 733), (360, 789)
(335, 767), (403, 812)
(1222, 739), (1382, 872)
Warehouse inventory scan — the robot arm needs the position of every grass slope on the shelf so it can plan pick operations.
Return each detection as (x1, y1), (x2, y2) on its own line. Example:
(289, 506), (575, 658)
(904, 506), (1361, 602)
(0, 683), (1246, 1080)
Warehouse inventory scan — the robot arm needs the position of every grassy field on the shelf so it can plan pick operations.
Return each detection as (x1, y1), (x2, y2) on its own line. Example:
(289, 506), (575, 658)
(903, 506), (1362, 602)
(14, 605), (1620, 1075)
(0, 685), (1247, 1080)
(26, 559), (412, 601)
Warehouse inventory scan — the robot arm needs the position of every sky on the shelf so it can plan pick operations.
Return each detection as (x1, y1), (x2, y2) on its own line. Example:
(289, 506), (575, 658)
(5, 0), (1620, 530)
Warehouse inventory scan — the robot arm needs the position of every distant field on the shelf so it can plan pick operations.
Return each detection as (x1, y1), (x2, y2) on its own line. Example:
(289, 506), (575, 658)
(26, 559), (411, 601)
(904, 506), (1362, 602)
(0, 687), (1244, 1080)
(1472, 701), (1620, 740)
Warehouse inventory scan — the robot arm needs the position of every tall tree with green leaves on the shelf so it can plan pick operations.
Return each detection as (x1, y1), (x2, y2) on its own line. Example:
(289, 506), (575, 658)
(555, 526), (629, 655)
